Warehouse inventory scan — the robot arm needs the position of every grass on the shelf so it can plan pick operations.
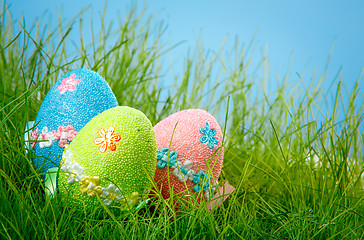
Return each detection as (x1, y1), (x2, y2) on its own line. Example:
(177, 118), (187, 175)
(1, 3), (363, 239)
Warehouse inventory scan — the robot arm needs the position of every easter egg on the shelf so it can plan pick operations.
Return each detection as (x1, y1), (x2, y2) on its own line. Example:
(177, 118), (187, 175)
(31, 69), (118, 173)
(153, 109), (224, 201)
(58, 106), (157, 212)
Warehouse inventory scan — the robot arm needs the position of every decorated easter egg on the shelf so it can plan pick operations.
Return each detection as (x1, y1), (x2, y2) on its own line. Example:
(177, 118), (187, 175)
(31, 69), (118, 173)
(153, 109), (224, 201)
(58, 106), (157, 211)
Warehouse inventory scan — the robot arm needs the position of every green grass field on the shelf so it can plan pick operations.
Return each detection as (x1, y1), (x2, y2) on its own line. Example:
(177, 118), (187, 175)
(1, 4), (363, 240)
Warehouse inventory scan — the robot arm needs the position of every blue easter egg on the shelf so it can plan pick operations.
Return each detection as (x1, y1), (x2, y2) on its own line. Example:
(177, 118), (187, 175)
(31, 69), (118, 173)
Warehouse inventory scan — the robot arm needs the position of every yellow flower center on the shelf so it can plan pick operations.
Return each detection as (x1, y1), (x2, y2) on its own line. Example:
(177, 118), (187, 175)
(80, 176), (101, 197)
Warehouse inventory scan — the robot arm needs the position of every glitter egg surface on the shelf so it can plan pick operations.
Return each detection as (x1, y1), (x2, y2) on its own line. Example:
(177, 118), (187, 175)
(32, 69), (118, 173)
(58, 106), (157, 212)
(153, 109), (224, 201)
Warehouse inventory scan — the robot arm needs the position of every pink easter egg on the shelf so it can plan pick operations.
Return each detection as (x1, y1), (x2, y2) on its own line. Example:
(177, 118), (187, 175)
(153, 109), (224, 202)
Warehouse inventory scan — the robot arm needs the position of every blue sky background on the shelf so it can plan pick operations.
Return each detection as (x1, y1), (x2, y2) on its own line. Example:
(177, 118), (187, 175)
(10, 0), (364, 121)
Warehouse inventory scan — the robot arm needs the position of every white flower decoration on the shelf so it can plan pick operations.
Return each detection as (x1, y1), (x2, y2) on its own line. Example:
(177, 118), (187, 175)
(100, 184), (124, 206)
(60, 149), (72, 172)
(39, 126), (56, 148)
(60, 131), (68, 140)
(173, 160), (196, 183)
(60, 149), (85, 184)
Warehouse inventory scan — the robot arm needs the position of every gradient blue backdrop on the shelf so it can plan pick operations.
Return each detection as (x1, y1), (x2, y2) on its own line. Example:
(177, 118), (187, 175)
(10, 0), (364, 115)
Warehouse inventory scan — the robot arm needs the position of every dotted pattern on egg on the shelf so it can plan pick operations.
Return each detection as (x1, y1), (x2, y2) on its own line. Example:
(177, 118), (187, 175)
(57, 106), (157, 211)
(153, 109), (224, 201)
(33, 69), (118, 173)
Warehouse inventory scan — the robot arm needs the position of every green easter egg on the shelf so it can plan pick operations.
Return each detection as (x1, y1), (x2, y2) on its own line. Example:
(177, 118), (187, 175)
(58, 106), (157, 212)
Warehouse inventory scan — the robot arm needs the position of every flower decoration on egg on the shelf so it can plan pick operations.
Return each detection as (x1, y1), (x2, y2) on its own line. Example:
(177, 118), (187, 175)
(100, 184), (124, 206)
(156, 147), (217, 200)
(39, 127), (56, 148)
(52, 125), (78, 147)
(157, 147), (178, 169)
(60, 151), (146, 210)
(80, 176), (103, 197)
(56, 74), (81, 94)
(31, 125), (78, 148)
(61, 145), (126, 206)
(172, 160), (196, 183)
(192, 171), (210, 193)
(199, 122), (218, 149)
(30, 128), (39, 148)
(94, 127), (121, 153)
(61, 147), (85, 184)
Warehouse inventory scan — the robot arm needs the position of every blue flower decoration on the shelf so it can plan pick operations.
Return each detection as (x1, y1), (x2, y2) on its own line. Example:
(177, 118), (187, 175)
(199, 122), (218, 149)
(192, 170), (211, 193)
(157, 147), (178, 169)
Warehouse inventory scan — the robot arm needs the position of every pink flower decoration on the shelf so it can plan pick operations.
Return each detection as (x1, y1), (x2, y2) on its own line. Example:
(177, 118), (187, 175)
(56, 74), (81, 94)
(59, 139), (68, 148)
(41, 132), (48, 140)
(52, 125), (78, 147)
(52, 126), (65, 139)
(66, 125), (77, 141)
(31, 128), (39, 148)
